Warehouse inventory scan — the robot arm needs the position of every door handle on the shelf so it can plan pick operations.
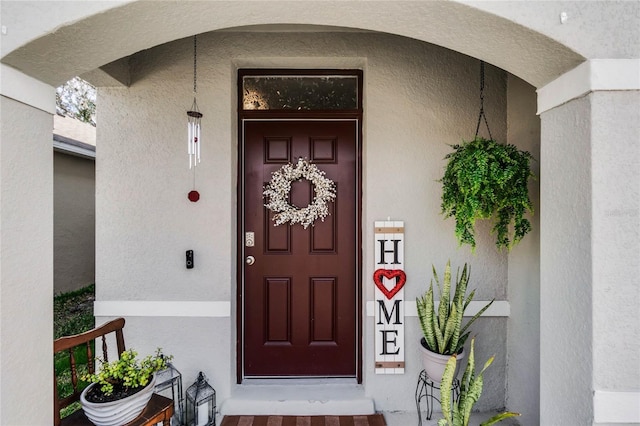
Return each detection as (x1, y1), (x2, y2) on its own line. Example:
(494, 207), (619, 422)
(246, 255), (255, 266)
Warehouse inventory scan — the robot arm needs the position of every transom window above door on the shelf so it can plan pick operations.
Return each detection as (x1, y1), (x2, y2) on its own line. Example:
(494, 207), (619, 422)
(240, 70), (361, 111)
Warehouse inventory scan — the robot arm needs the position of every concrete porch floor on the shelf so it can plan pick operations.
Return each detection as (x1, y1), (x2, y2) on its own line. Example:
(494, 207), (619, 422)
(220, 379), (521, 426)
(383, 411), (522, 426)
(221, 379), (374, 416)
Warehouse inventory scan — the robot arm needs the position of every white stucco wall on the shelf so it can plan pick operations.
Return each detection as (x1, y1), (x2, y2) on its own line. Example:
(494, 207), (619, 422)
(506, 75), (540, 425)
(359, 33), (510, 412)
(591, 90), (640, 390)
(466, 0), (640, 60)
(539, 87), (640, 426)
(540, 95), (593, 426)
(0, 96), (53, 425)
(590, 91), (640, 425)
(95, 31), (515, 413)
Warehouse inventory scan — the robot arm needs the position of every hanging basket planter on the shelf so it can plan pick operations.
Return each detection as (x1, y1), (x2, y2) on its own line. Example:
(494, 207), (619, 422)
(440, 136), (534, 251)
(440, 61), (535, 251)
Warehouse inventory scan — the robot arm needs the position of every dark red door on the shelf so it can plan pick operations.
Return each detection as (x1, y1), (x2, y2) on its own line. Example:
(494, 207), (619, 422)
(243, 120), (358, 377)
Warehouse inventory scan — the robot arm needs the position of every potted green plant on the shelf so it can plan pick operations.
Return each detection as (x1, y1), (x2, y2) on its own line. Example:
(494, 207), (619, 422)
(440, 137), (534, 251)
(416, 260), (493, 383)
(80, 348), (171, 426)
(439, 337), (520, 426)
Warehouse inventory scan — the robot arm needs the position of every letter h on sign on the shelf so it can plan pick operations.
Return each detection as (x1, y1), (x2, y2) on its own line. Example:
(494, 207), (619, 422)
(378, 239), (401, 265)
(373, 220), (405, 374)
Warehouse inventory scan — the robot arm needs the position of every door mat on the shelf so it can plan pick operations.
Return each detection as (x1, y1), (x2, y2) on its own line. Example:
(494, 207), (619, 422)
(220, 414), (387, 426)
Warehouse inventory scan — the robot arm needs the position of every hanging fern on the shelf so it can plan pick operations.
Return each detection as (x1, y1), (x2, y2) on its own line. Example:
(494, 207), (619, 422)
(440, 137), (534, 251)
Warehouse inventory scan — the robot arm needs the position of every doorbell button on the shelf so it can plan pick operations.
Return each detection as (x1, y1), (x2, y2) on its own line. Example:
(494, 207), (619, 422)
(186, 250), (194, 269)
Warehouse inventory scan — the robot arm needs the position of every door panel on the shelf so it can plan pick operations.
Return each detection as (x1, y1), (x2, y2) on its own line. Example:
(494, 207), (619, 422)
(243, 120), (357, 377)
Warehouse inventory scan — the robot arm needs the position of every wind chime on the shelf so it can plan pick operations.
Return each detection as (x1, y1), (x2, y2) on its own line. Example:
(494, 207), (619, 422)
(187, 34), (202, 202)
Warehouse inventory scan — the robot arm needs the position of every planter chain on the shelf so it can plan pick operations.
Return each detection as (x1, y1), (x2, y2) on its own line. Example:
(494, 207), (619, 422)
(474, 60), (493, 140)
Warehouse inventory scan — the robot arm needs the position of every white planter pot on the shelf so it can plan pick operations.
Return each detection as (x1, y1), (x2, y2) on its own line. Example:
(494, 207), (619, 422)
(80, 375), (156, 426)
(419, 338), (465, 384)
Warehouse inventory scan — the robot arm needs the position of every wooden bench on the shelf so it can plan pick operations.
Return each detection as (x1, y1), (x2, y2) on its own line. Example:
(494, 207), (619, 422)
(54, 317), (173, 426)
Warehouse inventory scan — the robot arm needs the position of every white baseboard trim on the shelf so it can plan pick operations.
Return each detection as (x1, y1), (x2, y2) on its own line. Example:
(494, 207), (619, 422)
(594, 390), (640, 424)
(94, 301), (231, 317)
(94, 300), (506, 318)
(537, 59), (640, 114)
(366, 300), (509, 317)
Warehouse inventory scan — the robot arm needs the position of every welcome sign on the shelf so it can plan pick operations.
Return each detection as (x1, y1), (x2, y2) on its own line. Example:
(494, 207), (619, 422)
(374, 220), (405, 374)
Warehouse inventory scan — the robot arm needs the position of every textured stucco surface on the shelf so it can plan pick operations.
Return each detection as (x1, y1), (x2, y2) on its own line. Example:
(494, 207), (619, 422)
(0, 96), (53, 425)
(98, 315), (232, 405)
(467, 0), (640, 59)
(54, 152), (95, 294)
(590, 91), (640, 391)
(1, 0), (583, 88)
(95, 31), (514, 412)
(506, 75), (540, 425)
(540, 95), (593, 426)
(540, 90), (640, 425)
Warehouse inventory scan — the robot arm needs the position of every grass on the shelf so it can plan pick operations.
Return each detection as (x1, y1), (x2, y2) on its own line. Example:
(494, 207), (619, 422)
(54, 284), (95, 339)
(54, 284), (95, 418)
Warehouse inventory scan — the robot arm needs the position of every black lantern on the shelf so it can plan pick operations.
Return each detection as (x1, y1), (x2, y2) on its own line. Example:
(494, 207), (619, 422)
(155, 361), (184, 425)
(186, 371), (216, 426)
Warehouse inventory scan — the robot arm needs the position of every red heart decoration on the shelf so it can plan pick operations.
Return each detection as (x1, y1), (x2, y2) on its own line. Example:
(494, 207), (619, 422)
(373, 269), (407, 300)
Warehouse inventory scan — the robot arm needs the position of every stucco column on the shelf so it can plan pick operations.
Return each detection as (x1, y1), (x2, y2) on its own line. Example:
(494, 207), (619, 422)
(540, 92), (594, 426)
(590, 90), (640, 425)
(0, 65), (54, 425)
(538, 60), (640, 425)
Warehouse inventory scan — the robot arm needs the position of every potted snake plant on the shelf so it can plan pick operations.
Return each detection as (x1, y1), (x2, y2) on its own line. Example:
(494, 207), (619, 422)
(439, 337), (520, 426)
(416, 260), (493, 383)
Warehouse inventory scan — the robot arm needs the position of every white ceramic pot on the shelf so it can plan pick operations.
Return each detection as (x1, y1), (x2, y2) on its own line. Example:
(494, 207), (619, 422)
(419, 339), (465, 384)
(80, 375), (156, 426)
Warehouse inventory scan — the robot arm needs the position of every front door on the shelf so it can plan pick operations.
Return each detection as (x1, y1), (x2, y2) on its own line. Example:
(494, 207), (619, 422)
(242, 119), (358, 378)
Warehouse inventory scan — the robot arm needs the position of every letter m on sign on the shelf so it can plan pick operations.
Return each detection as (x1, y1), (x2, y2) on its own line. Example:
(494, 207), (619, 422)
(374, 220), (405, 374)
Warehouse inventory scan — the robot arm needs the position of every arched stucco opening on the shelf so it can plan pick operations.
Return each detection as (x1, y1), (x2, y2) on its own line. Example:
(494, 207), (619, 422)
(2, 1), (584, 88)
(6, 2), (638, 426)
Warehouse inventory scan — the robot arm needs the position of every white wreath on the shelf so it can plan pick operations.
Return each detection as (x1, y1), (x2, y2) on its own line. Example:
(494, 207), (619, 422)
(263, 158), (337, 228)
